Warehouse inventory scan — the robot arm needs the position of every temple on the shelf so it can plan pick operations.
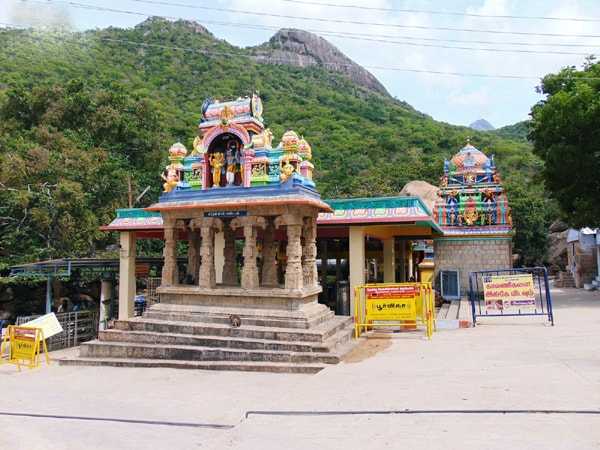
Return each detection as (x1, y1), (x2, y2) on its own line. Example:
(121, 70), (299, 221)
(150, 94), (332, 328)
(433, 140), (513, 294)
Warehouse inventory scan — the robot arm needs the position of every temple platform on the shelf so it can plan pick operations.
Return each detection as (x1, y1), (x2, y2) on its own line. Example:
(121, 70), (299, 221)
(60, 304), (355, 373)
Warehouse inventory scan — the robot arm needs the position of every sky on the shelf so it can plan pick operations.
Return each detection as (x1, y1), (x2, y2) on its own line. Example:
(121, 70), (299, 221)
(2, 0), (600, 128)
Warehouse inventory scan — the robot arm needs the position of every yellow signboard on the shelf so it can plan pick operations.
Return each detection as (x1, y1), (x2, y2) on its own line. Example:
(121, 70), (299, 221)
(483, 274), (536, 313)
(1, 326), (50, 370)
(365, 286), (418, 321)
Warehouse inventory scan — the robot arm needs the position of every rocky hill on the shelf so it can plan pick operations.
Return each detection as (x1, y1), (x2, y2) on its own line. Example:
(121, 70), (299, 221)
(249, 28), (389, 96)
(469, 118), (495, 131)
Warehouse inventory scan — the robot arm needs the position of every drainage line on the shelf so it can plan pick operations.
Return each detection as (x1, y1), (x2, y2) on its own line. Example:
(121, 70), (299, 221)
(245, 409), (600, 418)
(0, 411), (234, 429)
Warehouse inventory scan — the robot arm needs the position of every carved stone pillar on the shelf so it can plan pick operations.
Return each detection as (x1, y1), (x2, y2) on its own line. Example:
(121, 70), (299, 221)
(186, 228), (201, 284)
(261, 218), (278, 287)
(222, 223), (238, 285)
(276, 214), (304, 291)
(161, 221), (179, 286)
(232, 216), (266, 289)
(302, 216), (318, 288)
(192, 217), (222, 289)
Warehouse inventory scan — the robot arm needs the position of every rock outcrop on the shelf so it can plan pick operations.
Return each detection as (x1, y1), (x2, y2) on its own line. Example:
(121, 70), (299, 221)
(250, 29), (389, 96)
(399, 180), (440, 212)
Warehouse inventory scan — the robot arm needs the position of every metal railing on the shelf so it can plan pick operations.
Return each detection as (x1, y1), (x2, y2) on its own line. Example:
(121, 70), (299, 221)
(16, 311), (99, 351)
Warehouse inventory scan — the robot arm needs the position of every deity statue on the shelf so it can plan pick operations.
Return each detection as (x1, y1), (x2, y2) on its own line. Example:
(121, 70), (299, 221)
(225, 142), (239, 186)
(210, 152), (225, 187)
(251, 129), (274, 149)
(463, 196), (479, 226)
(161, 165), (179, 193)
(192, 136), (204, 155)
(440, 174), (448, 188)
(280, 159), (295, 182)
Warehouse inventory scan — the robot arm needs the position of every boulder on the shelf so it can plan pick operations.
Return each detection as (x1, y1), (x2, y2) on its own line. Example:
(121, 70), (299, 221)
(399, 180), (440, 212)
(547, 229), (568, 272)
(549, 219), (568, 233)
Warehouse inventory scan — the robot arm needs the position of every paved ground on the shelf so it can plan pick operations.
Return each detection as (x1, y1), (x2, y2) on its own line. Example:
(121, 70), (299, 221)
(1, 287), (599, 449)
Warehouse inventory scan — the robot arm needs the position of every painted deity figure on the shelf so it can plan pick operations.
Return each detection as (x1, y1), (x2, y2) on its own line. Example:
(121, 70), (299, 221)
(225, 141), (239, 186)
(210, 152), (225, 187)
(280, 159), (295, 182)
(463, 196), (479, 226)
(161, 165), (179, 193)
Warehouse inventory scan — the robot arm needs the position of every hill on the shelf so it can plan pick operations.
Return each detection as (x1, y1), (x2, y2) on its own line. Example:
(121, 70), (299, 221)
(0, 18), (544, 267)
(492, 120), (530, 142)
(469, 118), (495, 131)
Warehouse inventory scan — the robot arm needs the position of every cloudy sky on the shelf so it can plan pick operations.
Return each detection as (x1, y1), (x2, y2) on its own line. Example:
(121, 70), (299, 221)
(2, 0), (600, 127)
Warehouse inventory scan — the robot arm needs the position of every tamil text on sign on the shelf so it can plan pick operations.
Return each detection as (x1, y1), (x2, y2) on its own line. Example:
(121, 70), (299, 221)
(483, 274), (536, 313)
(365, 286), (417, 321)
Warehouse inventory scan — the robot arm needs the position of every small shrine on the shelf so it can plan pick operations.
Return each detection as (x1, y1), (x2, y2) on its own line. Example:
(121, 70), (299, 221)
(433, 140), (512, 231)
(433, 140), (514, 294)
(148, 94), (334, 328)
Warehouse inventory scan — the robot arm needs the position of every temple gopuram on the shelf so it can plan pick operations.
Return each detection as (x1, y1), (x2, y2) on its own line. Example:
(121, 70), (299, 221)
(433, 141), (513, 294)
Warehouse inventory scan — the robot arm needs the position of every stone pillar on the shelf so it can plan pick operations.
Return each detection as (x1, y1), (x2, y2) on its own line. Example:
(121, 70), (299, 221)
(99, 279), (112, 330)
(398, 240), (406, 282)
(193, 217), (223, 289)
(383, 237), (396, 283)
(186, 228), (201, 284)
(214, 230), (225, 284)
(349, 226), (365, 317)
(261, 218), (279, 287)
(119, 231), (136, 320)
(285, 223), (304, 291)
(320, 239), (328, 291)
(232, 216), (266, 289)
(408, 242), (414, 280)
(161, 224), (178, 286)
(221, 225), (237, 285)
(302, 216), (318, 288)
(199, 226), (216, 289)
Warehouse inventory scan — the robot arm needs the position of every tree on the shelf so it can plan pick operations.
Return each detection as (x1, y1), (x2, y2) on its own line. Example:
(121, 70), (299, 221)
(530, 60), (600, 227)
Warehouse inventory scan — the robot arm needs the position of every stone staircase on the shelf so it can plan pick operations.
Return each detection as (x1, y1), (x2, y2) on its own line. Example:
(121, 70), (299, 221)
(59, 307), (355, 374)
(555, 271), (576, 288)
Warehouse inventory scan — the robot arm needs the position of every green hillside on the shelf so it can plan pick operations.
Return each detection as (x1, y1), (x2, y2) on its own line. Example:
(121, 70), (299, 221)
(0, 19), (548, 268)
(492, 120), (530, 142)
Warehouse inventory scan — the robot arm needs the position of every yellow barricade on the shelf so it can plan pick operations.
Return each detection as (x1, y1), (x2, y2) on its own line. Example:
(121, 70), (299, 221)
(0, 326), (50, 370)
(354, 282), (436, 339)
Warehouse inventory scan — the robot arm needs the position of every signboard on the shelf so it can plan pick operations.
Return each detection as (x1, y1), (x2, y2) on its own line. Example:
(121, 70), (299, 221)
(365, 286), (417, 321)
(1, 326), (50, 370)
(483, 274), (536, 313)
(135, 263), (150, 277)
(204, 211), (247, 218)
(21, 313), (63, 339)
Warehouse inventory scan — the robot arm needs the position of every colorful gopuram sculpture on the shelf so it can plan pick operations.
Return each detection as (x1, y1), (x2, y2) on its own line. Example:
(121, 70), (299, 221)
(159, 94), (315, 193)
(433, 140), (512, 234)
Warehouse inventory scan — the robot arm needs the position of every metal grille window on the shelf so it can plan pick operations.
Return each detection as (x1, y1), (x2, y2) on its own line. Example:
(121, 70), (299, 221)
(440, 270), (460, 300)
(16, 311), (98, 351)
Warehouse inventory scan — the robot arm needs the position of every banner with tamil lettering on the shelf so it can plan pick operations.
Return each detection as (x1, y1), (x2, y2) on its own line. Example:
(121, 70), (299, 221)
(365, 286), (417, 320)
(482, 274), (536, 313)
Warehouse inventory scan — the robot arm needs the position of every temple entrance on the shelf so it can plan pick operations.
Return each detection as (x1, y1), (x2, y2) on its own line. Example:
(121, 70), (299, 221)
(207, 133), (243, 188)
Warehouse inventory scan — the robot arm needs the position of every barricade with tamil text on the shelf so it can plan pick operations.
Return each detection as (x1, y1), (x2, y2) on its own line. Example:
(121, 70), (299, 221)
(354, 283), (435, 339)
(468, 267), (554, 325)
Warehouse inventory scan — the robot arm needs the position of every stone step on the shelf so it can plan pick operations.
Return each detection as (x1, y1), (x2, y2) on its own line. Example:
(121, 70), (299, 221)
(436, 302), (450, 320)
(144, 302), (334, 329)
(115, 316), (353, 343)
(98, 329), (339, 353)
(79, 341), (343, 364)
(59, 357), (325, 374)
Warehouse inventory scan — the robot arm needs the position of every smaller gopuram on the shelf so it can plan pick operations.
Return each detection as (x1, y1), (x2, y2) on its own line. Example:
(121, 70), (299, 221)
(433, 140), (513, 294)
(148, 94), (337, 328)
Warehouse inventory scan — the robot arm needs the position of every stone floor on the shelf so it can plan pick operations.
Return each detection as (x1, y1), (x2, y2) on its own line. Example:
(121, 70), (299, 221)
(1, 287), (599, 450)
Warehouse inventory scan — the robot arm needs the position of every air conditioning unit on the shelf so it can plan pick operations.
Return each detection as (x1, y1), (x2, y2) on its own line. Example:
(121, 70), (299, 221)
(440, 270), (460, 300)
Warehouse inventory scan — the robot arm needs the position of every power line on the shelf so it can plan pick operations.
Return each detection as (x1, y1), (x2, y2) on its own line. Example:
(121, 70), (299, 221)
(4, 21), (599, 81)
(92, 0), (600, 39)
(279, 0), (600, 23)
(22, 1), (600, 56)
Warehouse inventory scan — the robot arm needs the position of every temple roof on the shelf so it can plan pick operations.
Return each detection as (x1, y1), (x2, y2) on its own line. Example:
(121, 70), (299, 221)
(101, 196), (442, 233)
(450, 143), (490, 171)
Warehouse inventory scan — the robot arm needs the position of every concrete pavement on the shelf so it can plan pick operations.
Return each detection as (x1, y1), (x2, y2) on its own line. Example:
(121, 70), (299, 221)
(1, 287), (599, 449)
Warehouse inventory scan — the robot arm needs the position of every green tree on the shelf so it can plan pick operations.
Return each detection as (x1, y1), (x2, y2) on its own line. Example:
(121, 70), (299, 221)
(530, 60), (600, 226)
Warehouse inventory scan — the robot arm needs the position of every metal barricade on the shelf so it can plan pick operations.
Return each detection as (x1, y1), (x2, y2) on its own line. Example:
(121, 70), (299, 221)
(468, 267), (554, 326)
(354, 282), (435, 339)
(16, 311), (99, 351)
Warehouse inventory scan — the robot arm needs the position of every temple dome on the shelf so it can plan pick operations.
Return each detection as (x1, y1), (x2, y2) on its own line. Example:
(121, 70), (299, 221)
(280, 130), (300, 152)
(450, 142), (489, 171)
(298, 137), (312, 160)
(168, 142), (188, 158)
